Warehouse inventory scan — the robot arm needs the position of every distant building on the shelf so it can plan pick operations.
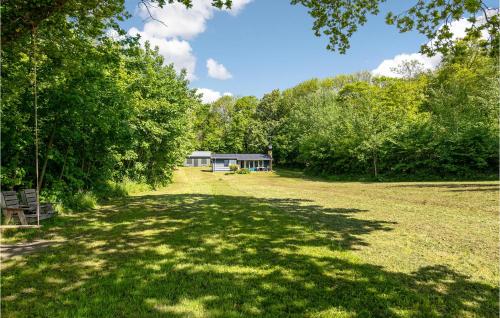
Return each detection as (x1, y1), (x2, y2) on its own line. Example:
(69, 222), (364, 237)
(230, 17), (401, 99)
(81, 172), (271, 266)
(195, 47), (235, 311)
(211, 153), (273, 172)
(184, 146), (273, 172)
(184, 151), (211, 167)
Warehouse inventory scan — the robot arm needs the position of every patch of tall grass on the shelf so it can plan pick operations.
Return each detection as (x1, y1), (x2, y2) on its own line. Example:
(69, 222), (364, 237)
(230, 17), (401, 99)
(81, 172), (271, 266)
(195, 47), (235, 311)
(41, 178), (152, 212)
(63, 191), (99, 212)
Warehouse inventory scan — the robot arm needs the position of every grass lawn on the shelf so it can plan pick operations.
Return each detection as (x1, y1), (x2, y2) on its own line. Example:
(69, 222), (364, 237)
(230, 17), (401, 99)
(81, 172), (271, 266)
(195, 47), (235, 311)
(1, 168), (499, 317)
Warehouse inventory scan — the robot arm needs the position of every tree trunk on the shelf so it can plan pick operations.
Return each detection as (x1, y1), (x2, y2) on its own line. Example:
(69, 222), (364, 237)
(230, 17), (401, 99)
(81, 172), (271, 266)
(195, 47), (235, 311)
(59, 146), (70, 181)
(86, 162), (92, 178)
(38, 129), (55, 190)
(373, 151), (378, 179)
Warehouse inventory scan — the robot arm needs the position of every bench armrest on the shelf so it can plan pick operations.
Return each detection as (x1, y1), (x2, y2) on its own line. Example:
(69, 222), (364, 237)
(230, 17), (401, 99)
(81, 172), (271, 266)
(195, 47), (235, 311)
(3, 207), (25, 212)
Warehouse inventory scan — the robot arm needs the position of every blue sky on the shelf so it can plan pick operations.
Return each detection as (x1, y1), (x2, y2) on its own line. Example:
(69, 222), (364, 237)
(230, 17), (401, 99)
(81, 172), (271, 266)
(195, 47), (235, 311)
(120, 0), (493, 102)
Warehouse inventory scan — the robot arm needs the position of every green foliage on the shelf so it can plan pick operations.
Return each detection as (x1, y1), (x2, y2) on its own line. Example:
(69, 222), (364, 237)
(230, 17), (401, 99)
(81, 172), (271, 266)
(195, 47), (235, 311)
(3, 1), (497, 58)
(229, 164), (239, 172)
(236, 168), (250, 174)
(93, 181), (129, 201)
(195, 40), (498, 179)
(1, 1), (198, 204)
(125, 42), (197, 186)
(196, 95), (263, 154)
(2, 0), (497, 208)
(1, 1), (231, 48)
(92, 179), (152, 201)
(118, 179), (152, 195)
(291, 0), (498, 55)
(63, 191), (98, 212)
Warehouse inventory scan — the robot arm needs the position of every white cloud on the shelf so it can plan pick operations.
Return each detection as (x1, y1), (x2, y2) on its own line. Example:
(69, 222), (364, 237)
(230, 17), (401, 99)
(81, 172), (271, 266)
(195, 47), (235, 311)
(197, 88), (232, 104)
(129, 0), (252, 81)
(206, 58), (233, 80)
(137, 1), (214, 40)
(129, 27), (197, 80)
(226, 0), (254, 15)
(441, 8), (497, 42)
(372, 11), (497, 78)
(372, 53), (441, 78)
(106, 29), (121, 40)
(136, 0), (253, 39)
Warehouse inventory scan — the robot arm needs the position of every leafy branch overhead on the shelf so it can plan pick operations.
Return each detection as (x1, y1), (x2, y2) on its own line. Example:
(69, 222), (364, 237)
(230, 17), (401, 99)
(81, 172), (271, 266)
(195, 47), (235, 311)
(2, 0), (498, 55)
(291, 0), (498, 54)
(0, 0), (232, 46)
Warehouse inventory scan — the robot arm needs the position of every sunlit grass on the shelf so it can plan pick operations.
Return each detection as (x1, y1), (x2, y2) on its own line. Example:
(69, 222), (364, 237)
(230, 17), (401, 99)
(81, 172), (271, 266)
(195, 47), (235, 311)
(1, 168), (498, 317)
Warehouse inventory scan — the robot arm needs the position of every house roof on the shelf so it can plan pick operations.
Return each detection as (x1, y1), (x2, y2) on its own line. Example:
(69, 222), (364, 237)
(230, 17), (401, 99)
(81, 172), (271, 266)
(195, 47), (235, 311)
(188, 151), (212, 158)
(212, 153), (272, 160)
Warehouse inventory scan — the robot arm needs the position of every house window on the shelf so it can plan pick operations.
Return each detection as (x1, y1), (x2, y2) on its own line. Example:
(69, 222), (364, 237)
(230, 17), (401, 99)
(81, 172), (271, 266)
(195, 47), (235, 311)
(224, 160), (229, 167)
(201, 158), (207, 165)
(186, 158), (193, 165)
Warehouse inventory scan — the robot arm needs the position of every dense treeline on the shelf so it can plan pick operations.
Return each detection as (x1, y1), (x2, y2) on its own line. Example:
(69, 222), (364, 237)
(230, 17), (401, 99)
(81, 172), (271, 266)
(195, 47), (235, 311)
(196, 40), (499, 179)
(1, 8), (199, 206)
(2, 1), (498, 210)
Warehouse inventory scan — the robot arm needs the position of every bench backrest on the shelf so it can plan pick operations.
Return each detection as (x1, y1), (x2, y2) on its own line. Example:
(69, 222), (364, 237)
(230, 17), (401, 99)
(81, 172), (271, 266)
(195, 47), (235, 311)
(21, 189), (37, 208)
(1, 191), (20, 208)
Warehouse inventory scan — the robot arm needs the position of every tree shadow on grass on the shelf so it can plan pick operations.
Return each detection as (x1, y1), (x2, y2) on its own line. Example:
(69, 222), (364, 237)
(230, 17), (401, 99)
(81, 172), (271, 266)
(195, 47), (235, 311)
(448, 188), (499, 192)
(1, 194), (498, 317)
(275, 169), (500, 185)
(392, 183), (499, 188)
(391, 183), (499, 193)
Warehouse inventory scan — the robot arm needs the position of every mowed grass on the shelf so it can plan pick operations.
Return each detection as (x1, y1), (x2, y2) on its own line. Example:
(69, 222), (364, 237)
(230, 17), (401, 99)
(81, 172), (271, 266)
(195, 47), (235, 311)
(1, 168), (499, 317)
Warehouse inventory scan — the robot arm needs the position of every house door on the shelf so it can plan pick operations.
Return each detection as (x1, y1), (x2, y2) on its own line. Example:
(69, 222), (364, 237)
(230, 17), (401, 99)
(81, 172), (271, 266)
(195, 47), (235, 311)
(194, 159), (199, 167)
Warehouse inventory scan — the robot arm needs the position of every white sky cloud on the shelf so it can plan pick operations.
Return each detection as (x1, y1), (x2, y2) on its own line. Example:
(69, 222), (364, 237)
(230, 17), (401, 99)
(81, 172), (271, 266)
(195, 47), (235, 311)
(129, 0), (252, 81)
(136, 0), (253, 39)
(137, 1), (214, 40)
(129, 27), (197, 80)
(206, 58), (233, 80)
(197, 88), (232, 104)
(372, 53), (441, 78)
(372, 12), (497, 77)
(226, 0), (254, 15)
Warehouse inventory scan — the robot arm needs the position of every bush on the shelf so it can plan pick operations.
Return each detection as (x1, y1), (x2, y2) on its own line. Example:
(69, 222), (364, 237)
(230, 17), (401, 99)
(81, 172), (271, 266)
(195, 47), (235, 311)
(40, 178), (152, 213)
(63, 191), (98, 211)
(229, 164), (239, 172)
(93, 178), (152, 201)
(236, 168), (250, 174)
(119, 179), (152, 194)
(94, 181), (128, 200)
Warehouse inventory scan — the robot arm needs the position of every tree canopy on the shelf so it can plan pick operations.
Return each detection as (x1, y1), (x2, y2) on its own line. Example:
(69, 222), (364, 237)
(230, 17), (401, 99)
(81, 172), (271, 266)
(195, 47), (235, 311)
(292, 0), (498, 54)
(1, 0), (200, 207)
(194, 39), (498, 179)
(3, 0), (498, 55)
(1, 1), (498, 209)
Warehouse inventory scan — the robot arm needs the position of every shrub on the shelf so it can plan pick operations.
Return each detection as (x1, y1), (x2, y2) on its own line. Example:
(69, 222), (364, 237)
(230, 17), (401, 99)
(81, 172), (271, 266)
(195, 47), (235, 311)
(94, 178), (152, 200)
(120, 179), (151, 194)
(229, 164), (239, 172)
(236, 168), (250, 174)
(63, 191), (98, 211)
(94, 181), (128, 200)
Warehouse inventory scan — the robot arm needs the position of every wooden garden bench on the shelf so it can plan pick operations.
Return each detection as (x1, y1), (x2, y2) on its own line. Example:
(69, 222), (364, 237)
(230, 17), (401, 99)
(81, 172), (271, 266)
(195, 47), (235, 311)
(20, 189), (56, 221)
(1, 191), (29, 225)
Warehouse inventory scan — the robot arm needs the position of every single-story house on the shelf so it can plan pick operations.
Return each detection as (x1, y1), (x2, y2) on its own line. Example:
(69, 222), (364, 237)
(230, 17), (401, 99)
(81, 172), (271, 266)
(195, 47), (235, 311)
(184, 151), (211, 167)
(211, 153), (273, 172)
